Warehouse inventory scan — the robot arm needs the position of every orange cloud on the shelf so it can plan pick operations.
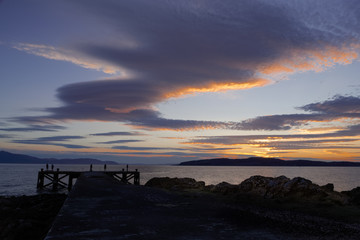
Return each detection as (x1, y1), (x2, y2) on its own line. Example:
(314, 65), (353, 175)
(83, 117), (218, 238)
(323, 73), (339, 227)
(165, 78), (270, 99)
(258, 44), (360, 76)
(298, 126), (346, 134)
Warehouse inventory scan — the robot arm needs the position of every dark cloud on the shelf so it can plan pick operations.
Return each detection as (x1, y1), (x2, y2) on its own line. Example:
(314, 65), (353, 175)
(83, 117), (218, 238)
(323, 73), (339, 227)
(0, 125), (66, 132)
(12, 140), (90, 149)
(11, 135), (89, 149)
(14, 80), (235, 130)
(235, 96), (360, 131)
(127, 116), (232, 131)
(107, 151), (216, 159)
(0, 134), (12, 138)
(112, 146), (178, 151)
(90, 131), (145, 136)
(260, 144), (359, 151)
(97, 139), (144, 144)
(36, 136), (85, 141)
(299, 95), (360, 114)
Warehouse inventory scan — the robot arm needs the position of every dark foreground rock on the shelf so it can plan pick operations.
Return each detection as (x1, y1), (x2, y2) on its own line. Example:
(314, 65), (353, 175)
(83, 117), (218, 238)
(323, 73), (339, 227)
(0, 194), (67, 240)
(145, 176), (360, 239)
(147, 175), (350, 206)
(145, 177), (205, 190)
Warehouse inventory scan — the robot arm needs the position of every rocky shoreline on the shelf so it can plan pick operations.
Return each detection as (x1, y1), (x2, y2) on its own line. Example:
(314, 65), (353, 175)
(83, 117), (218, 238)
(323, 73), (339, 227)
(145, 175), (360, 207)
(145, 175), (360, 239)
(1, 175), (360, 239)
(0, 194), (67, 240)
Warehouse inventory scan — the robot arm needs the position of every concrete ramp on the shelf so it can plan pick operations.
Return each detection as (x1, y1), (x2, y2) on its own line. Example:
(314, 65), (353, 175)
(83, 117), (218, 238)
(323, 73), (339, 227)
(45, 172), (281, 240)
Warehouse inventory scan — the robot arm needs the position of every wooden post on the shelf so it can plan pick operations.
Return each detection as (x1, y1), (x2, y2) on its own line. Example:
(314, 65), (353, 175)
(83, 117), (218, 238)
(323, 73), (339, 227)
(53, 169), (59, 191)
(134, 170), (140, 185)
(37, 169), (44, 189)
(68, 175), (73, 191)
(122, 171), (127, 184)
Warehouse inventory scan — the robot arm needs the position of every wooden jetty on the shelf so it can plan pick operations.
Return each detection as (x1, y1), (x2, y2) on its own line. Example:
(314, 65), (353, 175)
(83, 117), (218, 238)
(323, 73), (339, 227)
(37, 168), (140, 191)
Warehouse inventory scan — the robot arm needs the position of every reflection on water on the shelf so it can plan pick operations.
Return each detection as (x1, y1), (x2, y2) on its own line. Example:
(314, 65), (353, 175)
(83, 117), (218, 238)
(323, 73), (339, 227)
(0, 164), (359, 196)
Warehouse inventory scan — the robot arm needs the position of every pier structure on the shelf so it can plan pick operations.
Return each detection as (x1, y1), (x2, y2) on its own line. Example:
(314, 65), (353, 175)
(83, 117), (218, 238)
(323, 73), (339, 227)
(44, 171), (255, 240)
(37, 167), (140, 191)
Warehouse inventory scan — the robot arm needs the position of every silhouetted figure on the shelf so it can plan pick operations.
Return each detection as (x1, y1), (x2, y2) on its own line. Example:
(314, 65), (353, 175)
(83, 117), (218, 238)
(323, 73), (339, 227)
(126, 164), (129, 171)
(90, 164), (93, 172)
(104, 164), (107, 171)
(51, 164), (54, 171)
(46, 163), (49, 170)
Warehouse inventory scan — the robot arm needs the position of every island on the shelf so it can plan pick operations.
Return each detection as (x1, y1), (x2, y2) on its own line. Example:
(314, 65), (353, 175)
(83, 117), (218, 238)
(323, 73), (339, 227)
(179, 157), (360, 166)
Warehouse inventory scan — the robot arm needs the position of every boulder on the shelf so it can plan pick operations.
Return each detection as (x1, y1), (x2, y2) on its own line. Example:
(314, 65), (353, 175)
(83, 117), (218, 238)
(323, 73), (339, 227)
(239, 175), (348, 204)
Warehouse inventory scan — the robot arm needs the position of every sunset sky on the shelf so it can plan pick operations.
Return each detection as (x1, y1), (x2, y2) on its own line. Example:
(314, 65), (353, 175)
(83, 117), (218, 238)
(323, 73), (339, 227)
(1, 0), (360, 164)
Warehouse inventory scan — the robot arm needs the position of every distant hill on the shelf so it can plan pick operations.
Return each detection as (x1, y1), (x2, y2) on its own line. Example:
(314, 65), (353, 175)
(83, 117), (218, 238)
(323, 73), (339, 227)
(179, 157), (360, 167)
(0, 151), (118, 165)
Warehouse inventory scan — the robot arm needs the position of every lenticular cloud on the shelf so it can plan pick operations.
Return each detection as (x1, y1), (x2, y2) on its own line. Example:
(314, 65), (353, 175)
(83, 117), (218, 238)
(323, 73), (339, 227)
(14, 0), (360, 130)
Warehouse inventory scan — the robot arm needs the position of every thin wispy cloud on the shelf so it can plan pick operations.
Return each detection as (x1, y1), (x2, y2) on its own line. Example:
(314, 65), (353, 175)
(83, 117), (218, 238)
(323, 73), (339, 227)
(90, 131), (146, 136)
(0, 125), (65, 132)
(112, 146), (175, 151)
(97, 139), (144, 144)
(12, 140), (90, 149)
(0, 134), (12, 138)
(12, 43), (122, 75)
(11, 135), (89, 149)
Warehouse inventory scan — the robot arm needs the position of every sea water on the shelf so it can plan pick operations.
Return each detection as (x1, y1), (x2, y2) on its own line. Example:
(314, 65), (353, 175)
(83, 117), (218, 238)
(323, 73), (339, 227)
(0, 164), (359, 196)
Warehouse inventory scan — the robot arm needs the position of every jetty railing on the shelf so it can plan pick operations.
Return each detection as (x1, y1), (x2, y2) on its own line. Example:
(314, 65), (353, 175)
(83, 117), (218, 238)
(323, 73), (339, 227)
(37, 167), (140, 192)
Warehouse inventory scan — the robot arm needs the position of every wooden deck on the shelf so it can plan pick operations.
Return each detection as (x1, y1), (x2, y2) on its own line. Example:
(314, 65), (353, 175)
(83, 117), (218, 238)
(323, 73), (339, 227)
(37, 169), (140, 191)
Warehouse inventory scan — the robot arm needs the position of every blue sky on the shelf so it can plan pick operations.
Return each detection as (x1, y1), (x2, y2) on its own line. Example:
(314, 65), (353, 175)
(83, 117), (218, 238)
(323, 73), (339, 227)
(1, 0), (360, 164)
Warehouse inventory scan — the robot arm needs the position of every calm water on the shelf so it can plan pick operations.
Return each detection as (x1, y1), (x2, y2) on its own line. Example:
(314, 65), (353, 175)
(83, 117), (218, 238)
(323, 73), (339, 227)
(0, 164), (359, 196)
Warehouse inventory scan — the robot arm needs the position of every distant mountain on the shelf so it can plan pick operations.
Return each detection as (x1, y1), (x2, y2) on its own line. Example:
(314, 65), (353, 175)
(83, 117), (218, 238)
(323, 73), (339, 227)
(0, 151), (118, 165)
(179, 157), (360, 167)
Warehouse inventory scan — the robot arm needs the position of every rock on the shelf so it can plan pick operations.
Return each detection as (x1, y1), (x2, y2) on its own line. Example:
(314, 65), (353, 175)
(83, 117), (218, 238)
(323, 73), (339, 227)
(342, 187), (360, 205)
(239, 175), (292, 198)
(321, 183), (334, 192)
(238, 175), (348, 204)
(145, 176), (351, 206)
(145, 177), (205, 191)
(208, 182), (240, 195)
